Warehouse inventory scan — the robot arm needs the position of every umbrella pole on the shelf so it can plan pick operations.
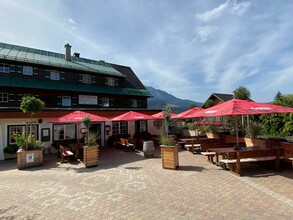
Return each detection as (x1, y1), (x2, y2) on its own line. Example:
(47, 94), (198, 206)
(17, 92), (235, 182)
(235, 116), (239, 150)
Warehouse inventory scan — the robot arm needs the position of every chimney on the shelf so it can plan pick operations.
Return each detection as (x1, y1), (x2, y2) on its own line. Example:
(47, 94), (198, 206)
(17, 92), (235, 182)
(64, 43), (71, 61)
(73, 52), (80, 58)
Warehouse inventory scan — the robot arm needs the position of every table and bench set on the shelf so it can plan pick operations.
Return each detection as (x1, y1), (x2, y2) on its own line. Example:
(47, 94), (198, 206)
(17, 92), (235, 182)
(179, 136), (291, 176)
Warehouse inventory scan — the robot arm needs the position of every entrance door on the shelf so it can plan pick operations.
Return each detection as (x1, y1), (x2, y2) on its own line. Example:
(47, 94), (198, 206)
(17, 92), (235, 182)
(89, 123), (104, 147)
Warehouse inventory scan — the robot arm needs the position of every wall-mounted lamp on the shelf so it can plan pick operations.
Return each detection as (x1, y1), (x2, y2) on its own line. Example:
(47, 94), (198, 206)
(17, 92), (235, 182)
(105, 125), (111, 135)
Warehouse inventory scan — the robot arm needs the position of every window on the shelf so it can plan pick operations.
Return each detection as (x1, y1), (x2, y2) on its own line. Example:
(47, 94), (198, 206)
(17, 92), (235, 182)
(135, 120), (147, 133)
(0, 63), (9, 73)
(102, 98), (109, 107)
(131, 99), (138, 107)
(8, 125), (38, 145)
(83, 74), (91, 84)
(50, 70), (60, 80)
(108, 77), (115, 86)
(53, 124), (76, 141)
(112, 121), (128, 135)
(23, 66), (33, 75)
(62, 96), (71, 106)
(0, 93), (8, 102)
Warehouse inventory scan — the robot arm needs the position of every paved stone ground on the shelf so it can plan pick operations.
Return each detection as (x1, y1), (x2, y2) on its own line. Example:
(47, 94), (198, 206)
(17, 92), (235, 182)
(0, 147), (292, 220)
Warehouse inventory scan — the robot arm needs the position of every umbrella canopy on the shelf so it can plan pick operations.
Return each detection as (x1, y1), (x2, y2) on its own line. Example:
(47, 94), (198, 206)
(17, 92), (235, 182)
(187, 99), (293, 148)
(172, 107), (202, 119)
(111, 111), (155, 121)
(152, 111), (178, 119)
(188, 99), (293, 118)
(50, 110), (110, 123)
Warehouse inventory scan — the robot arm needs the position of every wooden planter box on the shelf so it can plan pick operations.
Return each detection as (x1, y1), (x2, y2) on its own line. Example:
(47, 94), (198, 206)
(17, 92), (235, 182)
(160, 145), (179, 169)
(83, 146), (99, 168)
(4, 153), (17, 160)
(17, 149), (43, 170)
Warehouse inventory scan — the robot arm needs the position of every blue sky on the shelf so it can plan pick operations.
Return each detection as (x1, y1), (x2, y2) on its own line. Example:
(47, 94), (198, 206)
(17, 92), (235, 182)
(1, 0), (292, 103)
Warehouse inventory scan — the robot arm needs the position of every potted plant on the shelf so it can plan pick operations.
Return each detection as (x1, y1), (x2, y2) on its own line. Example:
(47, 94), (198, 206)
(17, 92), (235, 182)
(17, 96), (45, 170)
(160, 106), (179, 169)
(3, 145), (18, 159)
(82, 116), (99, 167)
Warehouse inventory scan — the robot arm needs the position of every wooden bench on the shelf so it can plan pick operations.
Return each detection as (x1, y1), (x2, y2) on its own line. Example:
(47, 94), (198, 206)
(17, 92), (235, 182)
(201, 152), (216, 163)
(184, 139), (201, 154)
(59, 145), (74, 163)
(220, 148), (282, 176)
(119, 138), (135, 152)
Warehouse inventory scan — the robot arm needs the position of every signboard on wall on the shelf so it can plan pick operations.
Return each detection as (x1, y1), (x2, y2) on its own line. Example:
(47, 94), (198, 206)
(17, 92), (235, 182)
(79, 95), (98, 105)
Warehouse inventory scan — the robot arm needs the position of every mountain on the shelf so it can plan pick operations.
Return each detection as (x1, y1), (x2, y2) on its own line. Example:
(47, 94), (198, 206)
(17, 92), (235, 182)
(145, 86), (203, 113)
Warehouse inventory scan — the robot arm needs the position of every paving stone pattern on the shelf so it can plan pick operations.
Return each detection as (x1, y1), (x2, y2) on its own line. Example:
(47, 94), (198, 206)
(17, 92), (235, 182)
(0, 147), (292, 220)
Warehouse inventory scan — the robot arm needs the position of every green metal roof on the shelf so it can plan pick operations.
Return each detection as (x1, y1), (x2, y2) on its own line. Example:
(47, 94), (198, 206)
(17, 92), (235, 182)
(0, 42), (125, 77)
(0, 75), (150, 97)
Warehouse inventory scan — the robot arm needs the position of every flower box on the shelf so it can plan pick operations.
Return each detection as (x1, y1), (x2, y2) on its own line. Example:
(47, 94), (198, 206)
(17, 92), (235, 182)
(160, 145), (179, 169)
(83, 146), (99, 168)
(17, 149), (43, 170)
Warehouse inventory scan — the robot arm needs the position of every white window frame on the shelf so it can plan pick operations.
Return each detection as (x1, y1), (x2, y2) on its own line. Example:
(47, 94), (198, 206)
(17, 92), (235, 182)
(53, 124), (76, 141)
(131, 99), (138, 107)
(8, 125), (37, 145)
(0, 92), (8, 102)
(107, 77), (115, 86)
(62, 96), (71, 106)
(50, 70), (60, 80)
(0, 63), (9, 73)
(112, 121), (128, 135)
(23, 66), (33, 75)
(83, 74), (91, 84)
(102, 97), (110, 107)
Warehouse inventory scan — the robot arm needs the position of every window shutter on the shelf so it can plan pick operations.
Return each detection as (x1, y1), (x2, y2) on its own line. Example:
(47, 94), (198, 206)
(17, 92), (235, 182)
(72, 97), (77, 106)
(9, 65), (16, 73)
(44, 70), (50, 78)
(115, 79), (119, 86)
(129, 99), (133, 107)
(78, 74), (83, 83)
(105, 77), (108, 85)
(138, 100), (142, 107)
(110, 98), (114, 107)
(16, 65), (23, 74)
(9, 94), (14, 102)
(33, 67), (38, 75)
(17, 94), (23, 101)
(60, 71), (65, 80)
(57, 96), (62, 106)
(91, 75), (96, 84)
(98, 98), (103, 107)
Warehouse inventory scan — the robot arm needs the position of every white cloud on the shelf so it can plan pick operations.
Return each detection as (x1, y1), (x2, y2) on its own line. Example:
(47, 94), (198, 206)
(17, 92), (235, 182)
(68, 18), (76, 24)
(195, 0), (230, 22)
(231, 1), (251, 16)
(195, 26), (218, 42)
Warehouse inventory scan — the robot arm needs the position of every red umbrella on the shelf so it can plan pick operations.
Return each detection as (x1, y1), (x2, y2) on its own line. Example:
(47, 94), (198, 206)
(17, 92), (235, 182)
(188, 99), (293, 118)
(111, 111), (155, 121)
(172, 107), (202, 119)
(50, 110), (110, 123)
(188, 99), (293, 148)
(152, 111), (178, 119)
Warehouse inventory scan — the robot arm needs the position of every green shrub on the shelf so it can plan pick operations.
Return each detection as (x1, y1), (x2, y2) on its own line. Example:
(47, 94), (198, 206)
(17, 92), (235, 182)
(3, 145), (19, 154)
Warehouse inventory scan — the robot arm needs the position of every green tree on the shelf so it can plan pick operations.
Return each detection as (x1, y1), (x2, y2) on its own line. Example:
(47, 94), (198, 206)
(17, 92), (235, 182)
(233, 86), (251, 100)
(189, 103), (198, 109)
(259, 92), (293, 136)
(20, 96), (45, 150)
(203, 99), (214, 108)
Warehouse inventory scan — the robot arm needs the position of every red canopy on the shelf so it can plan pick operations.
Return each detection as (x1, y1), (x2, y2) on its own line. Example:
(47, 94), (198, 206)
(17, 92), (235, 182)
(111, 111), (155, 121)
(152, 111), (178, 119)
(172, 107), (202, 119)
(188, 99), (293, 118)
(50, 111), (110, 123)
